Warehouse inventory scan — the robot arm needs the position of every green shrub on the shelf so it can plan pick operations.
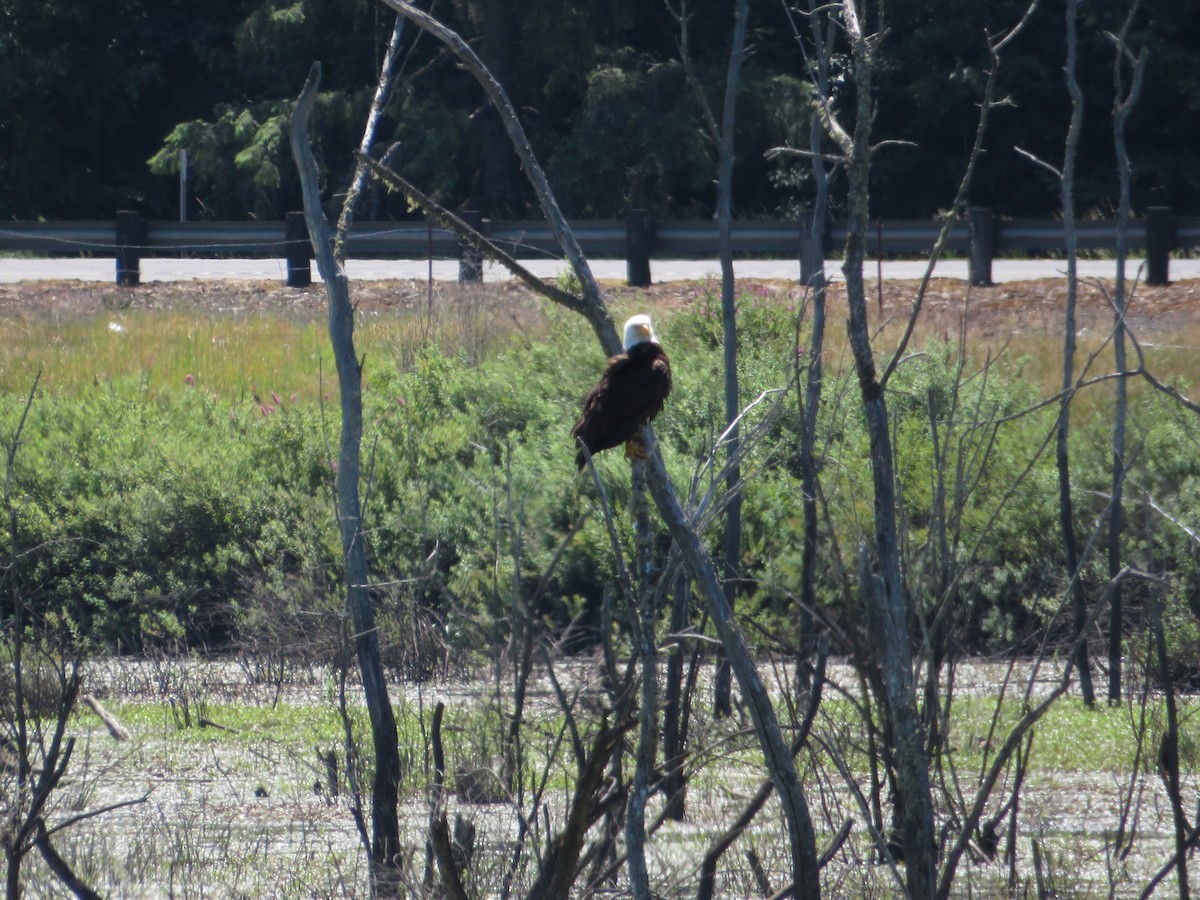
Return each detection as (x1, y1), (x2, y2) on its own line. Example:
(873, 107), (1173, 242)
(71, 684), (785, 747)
(3, 291), (1198, 666)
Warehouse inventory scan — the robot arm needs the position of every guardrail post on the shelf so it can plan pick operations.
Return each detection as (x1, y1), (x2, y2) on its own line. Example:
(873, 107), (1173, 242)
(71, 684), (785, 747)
(799, 212), (827, 285)
(625, 208), (652, 287)
(969, 207), (994, 287)
(458, 210), (485, 282)
(285, 211), (312, 287)
(1145, 206), (1172, 286)
(115, 210), (146, 286)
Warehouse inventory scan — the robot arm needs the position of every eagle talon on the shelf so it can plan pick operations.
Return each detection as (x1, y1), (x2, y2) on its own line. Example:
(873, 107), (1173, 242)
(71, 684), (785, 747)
(624, 436), (650, 462)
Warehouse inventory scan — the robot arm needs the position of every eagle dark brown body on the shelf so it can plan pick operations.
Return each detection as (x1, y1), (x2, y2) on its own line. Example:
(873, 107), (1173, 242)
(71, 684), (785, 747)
(572, 339), (672, 472)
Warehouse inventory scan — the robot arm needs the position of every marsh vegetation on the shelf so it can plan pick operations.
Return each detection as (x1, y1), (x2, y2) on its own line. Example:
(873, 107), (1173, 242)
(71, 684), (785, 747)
(5, 654), (1198, 897)
(3, 276), (1200, 896)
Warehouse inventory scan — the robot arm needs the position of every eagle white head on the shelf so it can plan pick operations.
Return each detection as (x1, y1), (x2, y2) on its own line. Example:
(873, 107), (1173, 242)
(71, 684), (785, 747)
(622, 314), (658, 351)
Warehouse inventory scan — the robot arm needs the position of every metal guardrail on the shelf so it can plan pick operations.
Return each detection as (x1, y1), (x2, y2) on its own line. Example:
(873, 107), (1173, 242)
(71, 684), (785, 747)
(0, 208), (1195, 287)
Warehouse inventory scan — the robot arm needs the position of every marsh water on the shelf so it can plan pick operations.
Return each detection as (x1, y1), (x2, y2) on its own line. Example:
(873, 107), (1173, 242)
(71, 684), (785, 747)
(13, 657), (1193, 898)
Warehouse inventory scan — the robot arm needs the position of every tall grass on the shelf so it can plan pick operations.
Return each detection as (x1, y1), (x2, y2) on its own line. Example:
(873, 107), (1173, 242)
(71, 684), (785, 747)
(6, 279), (1199, 404)
(1, 311), (335, 401)
(0, 284), (545, 400)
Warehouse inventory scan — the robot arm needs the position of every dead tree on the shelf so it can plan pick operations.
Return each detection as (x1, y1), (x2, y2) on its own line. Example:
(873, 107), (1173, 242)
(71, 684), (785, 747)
(811, 0), (1039, 892)
(1106, 0), (1147, 705)
(290, 62), (405, 896)
(665, 0), (751, 720)
(1061, 0), (1096, 706)
(378, 4), (823, 896)
(825, 4), (937, 893)
(776, 0), (839, 678)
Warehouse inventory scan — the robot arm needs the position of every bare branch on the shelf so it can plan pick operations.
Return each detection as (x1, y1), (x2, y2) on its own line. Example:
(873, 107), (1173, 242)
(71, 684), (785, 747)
(381, 10), (823, 894)
(870, 138), (919, 152)
(1136, 368), (1200, 415)
(765, 145), (847, 165)
(813, 91), (854, 156)
(1013, 145), (1064, 181)
(361, 155), (589, 316)
(815, 733), (909, 895)
(38, 794), (151, 843)
(33, 818), (103, 900)
(380, 0), (616, 350)
(991, 0), (1043, 53)
(937, 570), (1139, 899)
(664, 0), (721, 145)
(881, 0), (1041, 386)
(335, 12), (407, 263)
(291, 61), (405, 888)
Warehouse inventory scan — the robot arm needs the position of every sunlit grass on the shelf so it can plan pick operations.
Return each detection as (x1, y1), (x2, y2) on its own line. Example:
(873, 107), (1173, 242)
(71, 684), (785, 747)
(945, 694), (1200, 773)
(5, 279), (1198, 413)
(0, 306), (537, 402)
(104, 700), (354, 748)
(810, 690), (1200, 777)
(989, 330), (1200, 427)
(1, 312), (335, 401)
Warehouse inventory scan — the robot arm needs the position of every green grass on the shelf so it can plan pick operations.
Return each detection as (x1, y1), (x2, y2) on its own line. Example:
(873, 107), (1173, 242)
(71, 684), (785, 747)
(808, 690), (1200, 778)
(940, 694), (1200, 773)
(98, 690), (581, 793)
(105, 700), (354, 748)
(2, 311), (337, 401)
(0, 286), (543, 399)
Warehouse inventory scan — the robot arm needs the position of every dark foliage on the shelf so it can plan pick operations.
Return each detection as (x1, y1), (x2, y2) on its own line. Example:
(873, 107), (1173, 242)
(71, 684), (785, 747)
(1, 0), (1196, 221)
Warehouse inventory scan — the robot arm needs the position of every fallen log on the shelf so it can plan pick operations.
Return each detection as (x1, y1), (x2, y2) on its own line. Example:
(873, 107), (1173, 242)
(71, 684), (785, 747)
(81, 694), (130, 741)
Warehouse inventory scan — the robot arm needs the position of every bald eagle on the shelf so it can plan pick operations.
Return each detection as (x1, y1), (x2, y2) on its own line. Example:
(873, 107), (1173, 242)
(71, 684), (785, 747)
(572, 314), (672, 472)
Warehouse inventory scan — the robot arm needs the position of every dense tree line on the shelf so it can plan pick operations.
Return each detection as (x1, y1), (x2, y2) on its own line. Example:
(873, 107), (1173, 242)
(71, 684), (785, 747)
(0, 0), (1196, 223)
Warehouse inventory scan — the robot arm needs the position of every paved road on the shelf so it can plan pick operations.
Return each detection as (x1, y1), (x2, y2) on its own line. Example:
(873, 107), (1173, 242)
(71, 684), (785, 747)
(2, 255), (1197, 284)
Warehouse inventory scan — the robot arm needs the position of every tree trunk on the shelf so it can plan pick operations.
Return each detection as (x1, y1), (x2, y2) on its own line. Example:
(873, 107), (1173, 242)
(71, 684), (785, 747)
(796, 0), (835, 669)
(1154, 595), (1191, 897)
(625, 463), (657, 900)
(1108, 4), (1146, 705)
(839, 6), (936, 894)
(714, 0), (750, 720)
(643, 449), (821, 900)
(1059, 0), (1095, 706)
(661, 570), (692, 820)
(291, 63), (404, 896)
